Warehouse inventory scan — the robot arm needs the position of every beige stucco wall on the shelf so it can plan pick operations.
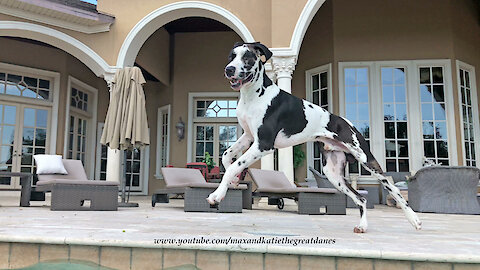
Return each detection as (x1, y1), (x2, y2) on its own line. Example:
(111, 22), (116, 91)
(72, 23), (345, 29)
(291, 0), (480, 181)
(135, 28), (171, 86)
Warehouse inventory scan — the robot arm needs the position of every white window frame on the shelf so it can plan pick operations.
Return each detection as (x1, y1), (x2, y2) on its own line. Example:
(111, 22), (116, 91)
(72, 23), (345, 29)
(456, 60), (480, 168)
(0, 62), (60, 154)
(339, 60), (457, 178)
(305, 63), (332, 178)
(63, 76), (98, 179)
(187, 92), (240, 163)
(155, 104), (171, 179)
(95, 122), (107, 181)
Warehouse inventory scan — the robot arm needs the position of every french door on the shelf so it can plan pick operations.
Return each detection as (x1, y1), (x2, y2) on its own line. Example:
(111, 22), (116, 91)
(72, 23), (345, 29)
(193, 123), (241, 171)
(0, 101), (50, 188)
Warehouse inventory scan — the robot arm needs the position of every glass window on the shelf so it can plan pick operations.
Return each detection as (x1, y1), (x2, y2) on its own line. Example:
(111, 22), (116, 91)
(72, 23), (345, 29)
(382, 67), (409, 172)
(419, 67), (449, 165)
(0, 71), (50, 100)
(344, 67), (370, 175)
(159, 108), (169, 168)
(459, 69), (476, 166)
(71, 87), (89, 112)
(196, 99), (237, 118)
(67, 115), (87, 164)
(310, 70), (329, 174)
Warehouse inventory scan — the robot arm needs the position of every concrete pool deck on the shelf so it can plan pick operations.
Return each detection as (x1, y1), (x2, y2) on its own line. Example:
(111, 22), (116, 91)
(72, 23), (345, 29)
(0, 191), (479, 269)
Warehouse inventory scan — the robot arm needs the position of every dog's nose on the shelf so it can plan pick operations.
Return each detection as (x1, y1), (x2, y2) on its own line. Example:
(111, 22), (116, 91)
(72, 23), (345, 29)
(225, 66), (236, 77)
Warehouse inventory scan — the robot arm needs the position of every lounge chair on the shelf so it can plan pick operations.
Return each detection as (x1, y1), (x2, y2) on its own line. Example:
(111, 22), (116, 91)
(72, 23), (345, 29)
(248, 168), (346, 215)
(408, 166), (480, 214)
(35, 160), (118, 211)
(152, 167), (249, 213)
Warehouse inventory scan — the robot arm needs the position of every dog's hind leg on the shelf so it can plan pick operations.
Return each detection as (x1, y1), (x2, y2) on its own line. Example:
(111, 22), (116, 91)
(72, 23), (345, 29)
(360, 163), (422, 230)
(322, 150), (369, 233)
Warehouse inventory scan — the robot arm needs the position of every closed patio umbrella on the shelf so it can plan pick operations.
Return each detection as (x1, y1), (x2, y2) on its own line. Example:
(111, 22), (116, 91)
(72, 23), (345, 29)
(101, 67), (150, 207)
(101, 67), (150, 150)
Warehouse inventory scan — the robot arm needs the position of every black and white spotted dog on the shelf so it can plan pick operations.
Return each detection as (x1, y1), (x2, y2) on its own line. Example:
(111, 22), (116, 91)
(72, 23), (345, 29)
(207, 42), (422, 233)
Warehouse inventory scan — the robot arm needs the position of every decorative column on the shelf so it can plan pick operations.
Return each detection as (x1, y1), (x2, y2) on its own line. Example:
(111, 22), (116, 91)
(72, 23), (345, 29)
(272, 55), (297, 184)
(261, 63), (276, 171)
(103, 72), (121, 184)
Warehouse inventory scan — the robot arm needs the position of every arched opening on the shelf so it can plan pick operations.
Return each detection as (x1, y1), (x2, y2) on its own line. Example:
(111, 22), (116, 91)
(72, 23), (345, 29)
(116, 1), (255, 67)
(0, 21), (111, 76)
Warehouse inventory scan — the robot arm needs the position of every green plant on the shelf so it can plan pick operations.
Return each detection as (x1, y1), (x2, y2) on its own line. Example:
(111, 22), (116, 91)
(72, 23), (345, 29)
(202, 152), (216, 171)
(293, 144), (306, 169)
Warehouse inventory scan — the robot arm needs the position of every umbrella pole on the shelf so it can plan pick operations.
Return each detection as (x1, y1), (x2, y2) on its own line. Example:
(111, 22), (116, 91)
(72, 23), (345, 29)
(118, 149), (138, 207)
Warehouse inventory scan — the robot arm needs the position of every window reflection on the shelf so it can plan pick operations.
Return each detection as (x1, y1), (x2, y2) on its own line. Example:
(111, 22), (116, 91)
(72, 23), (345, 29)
(420, 66), (448, 164)
(344, 68), (370, 175)
(381, 67), (409, 172)
(459, 68), (476, 166)
(196, 99), (237, 118)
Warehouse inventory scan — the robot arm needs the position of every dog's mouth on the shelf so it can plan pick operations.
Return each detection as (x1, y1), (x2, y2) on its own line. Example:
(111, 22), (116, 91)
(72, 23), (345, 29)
(228, 73), (254, 91)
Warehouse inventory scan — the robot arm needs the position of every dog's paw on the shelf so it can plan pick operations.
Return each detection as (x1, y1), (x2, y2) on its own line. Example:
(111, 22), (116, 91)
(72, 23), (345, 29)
(405, 207), (422, 230)
(206, 191), (225, 205)
(230, 177), (240, 186)
(353, 225), (367, 233)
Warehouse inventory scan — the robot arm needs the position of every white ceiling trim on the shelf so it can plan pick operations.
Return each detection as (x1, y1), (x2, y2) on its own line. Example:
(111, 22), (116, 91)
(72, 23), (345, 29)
(0, 3), (112, 34)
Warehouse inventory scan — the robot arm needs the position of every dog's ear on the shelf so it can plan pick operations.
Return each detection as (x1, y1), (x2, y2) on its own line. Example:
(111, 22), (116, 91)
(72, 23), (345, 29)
(233, 41), (244, 48)
(251, 42), (273, 63)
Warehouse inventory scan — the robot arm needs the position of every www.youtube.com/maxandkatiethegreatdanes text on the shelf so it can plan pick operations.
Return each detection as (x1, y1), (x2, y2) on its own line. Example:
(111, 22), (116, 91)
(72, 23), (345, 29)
(154, 237), (336, 247)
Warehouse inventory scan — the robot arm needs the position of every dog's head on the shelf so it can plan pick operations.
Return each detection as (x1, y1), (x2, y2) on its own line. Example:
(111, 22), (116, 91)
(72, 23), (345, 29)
(225, 42), (272, 91)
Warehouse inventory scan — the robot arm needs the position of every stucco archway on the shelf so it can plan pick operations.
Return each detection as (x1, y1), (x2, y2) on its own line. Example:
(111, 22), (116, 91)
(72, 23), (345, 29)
(0, 21), (111, 77)
(116, 1), (255, 67)
(272, 0), (326, 56)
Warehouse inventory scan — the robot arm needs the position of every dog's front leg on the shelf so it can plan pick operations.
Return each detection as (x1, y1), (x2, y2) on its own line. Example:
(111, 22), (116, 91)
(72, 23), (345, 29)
(222, 133), (253, 171)
(208, 143), (273, 204)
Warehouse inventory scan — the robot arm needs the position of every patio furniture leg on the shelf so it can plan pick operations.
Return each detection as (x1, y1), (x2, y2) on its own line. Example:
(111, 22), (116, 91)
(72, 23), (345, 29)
(152, 194), (169, 207)
(241, 182), (252, 210)
(19, 175), (32, 207)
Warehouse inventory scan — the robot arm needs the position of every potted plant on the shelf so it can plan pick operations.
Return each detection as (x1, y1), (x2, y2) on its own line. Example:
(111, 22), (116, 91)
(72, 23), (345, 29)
(293, 144), (306, 183)
(202, 152), (216, 172)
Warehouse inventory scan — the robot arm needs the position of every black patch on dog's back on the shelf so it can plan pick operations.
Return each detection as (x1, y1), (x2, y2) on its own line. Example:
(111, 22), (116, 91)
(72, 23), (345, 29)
(257, 91), (308, 151)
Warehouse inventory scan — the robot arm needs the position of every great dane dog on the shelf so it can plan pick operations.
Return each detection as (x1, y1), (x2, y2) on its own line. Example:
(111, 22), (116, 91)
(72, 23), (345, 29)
(206, 42), (422, 233)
